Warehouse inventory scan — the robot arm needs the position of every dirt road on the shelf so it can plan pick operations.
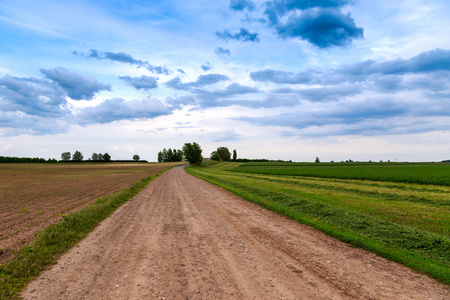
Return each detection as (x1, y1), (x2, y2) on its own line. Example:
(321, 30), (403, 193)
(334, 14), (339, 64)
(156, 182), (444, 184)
(22, 166), (449, 299)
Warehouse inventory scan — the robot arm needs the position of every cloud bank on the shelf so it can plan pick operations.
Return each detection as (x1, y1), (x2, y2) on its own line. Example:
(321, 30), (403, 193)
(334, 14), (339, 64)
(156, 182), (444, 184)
(2, 47), (449, 138)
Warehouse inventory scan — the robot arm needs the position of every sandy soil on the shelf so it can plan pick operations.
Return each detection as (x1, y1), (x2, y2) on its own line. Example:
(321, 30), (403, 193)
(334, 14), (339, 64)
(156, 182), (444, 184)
(22, 166), (449, 299)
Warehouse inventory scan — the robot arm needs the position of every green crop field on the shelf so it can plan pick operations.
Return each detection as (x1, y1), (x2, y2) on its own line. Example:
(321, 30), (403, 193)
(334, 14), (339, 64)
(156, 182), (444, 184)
(231, 162), (450, 185)
(186, 161), (450, 284)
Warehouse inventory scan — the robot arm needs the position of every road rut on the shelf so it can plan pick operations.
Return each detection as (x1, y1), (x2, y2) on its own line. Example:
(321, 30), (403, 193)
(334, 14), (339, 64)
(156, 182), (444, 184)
(22, 166), (449, 299)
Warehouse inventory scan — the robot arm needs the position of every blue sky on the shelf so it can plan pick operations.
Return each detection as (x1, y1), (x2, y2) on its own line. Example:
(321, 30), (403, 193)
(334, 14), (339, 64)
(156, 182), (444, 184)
(1, 0), (449, 162)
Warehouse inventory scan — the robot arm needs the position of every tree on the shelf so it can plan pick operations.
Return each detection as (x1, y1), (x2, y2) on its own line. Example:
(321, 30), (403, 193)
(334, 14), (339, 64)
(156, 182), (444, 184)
(315, 157), (320, 163)
(233, 149), (237, 161)
(174, 149), (183, 162)
(182, 142), (203, 165)
(98, 153), (103, 161)
(167, 148), (174, 162)
(103, 153), (111, 162)
(72, 150), (83, 162)
(217, 147), (231, 161)
(92, 153), (99, 161)
(61, 152), (71, 161)
(133, 154), (140, 161)
(158, 148), (168, 162)
(157, 148), (183, 162)
(210, 151), (220, 161)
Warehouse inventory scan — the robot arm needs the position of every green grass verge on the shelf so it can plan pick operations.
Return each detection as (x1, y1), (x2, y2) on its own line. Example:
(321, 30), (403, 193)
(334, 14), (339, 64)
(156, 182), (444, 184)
(0, 168), (171, 300)
(186, 162), (450, 285)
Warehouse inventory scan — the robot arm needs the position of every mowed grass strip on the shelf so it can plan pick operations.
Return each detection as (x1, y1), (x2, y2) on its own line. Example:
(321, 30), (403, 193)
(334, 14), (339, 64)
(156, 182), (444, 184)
(224, 173), (450, 236)
(232, 162), (450, 186)
(0, 163), (181, 300)
(186, 162), (450, 284)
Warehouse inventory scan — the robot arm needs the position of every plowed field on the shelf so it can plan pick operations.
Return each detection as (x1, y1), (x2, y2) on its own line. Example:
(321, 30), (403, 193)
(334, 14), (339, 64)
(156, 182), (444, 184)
(0, 162), (182, 263)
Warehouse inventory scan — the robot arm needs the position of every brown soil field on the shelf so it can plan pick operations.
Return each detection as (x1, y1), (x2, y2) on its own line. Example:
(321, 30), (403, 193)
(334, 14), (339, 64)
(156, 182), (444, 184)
(0, 162), (183, 263)
(22, 166), (449, 299)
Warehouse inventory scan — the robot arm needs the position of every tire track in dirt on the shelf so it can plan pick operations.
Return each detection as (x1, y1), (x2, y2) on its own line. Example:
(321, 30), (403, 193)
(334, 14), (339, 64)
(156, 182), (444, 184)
(22, 166), (449, 299)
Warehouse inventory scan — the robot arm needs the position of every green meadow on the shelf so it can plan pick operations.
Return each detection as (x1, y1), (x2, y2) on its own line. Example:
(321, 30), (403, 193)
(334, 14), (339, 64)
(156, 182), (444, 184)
(186, 161), (450, 284)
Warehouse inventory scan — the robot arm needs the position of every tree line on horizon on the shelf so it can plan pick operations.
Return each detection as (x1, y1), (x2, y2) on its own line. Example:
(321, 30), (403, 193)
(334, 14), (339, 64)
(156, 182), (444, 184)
(61, 151), (112, 162)
(0, 156), (57, 164)
(59, 151), (145, 162)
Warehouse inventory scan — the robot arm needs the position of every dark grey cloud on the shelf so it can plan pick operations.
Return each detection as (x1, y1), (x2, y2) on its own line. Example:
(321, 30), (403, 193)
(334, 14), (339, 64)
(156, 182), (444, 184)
(166, 74), (230, 90)
(229, 0), (256, 12)
(250, 69), (314, 84)
(40, 67), (111, 100)
(119, 75), (158, 90)
(275, 8), (363, 48)
(263, 1), (362, 48)
(216, 28), (260, 42)
(76, 98), (172, 124)
(215, 47), (231, 57)
(86, 49), (171, 75)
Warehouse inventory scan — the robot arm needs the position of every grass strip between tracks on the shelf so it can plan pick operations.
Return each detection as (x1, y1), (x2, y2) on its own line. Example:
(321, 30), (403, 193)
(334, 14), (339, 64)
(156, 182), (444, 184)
(185, 164), (450, 285)
(0, 167), (174, 300)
